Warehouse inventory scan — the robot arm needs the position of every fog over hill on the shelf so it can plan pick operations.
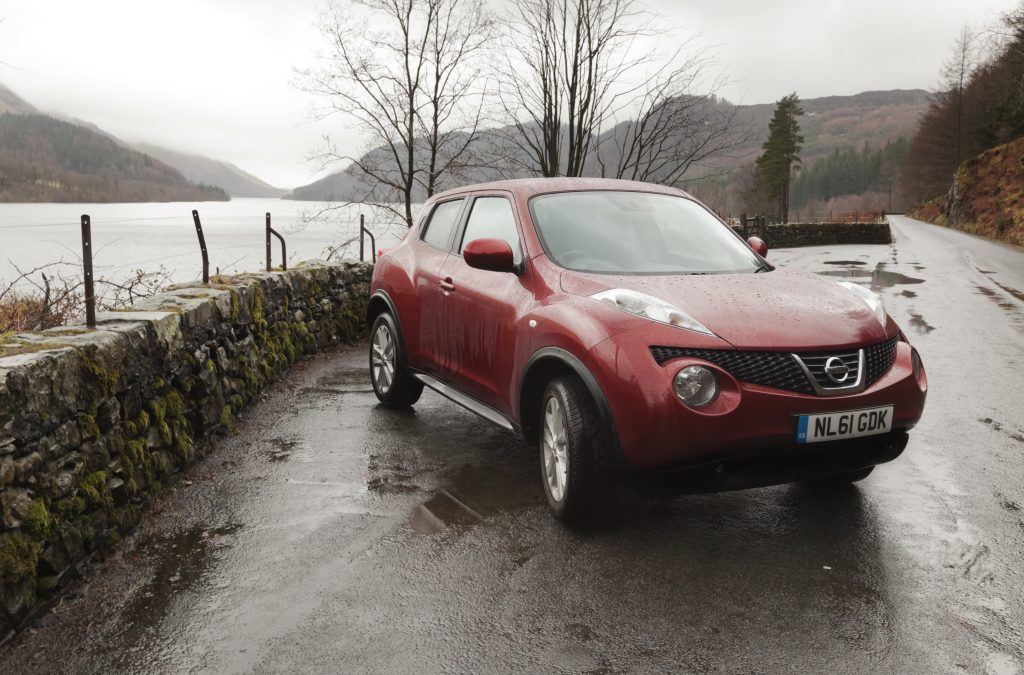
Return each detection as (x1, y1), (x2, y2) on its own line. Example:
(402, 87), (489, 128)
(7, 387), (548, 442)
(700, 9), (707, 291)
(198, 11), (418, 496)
(0, 81), (283, 201)
(134, 143), (287, 198)
(0, 82), (37, 115)
(0, 114), (229, 203)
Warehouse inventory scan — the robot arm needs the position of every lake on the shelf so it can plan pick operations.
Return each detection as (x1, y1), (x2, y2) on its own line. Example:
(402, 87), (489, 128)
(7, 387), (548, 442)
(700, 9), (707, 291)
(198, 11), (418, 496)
(0, 198), (409, 290)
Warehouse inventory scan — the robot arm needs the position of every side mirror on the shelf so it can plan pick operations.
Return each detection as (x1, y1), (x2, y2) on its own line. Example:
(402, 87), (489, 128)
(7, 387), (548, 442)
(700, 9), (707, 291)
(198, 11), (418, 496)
(463, 238), (516, 273)
(747, 236), (768, 259)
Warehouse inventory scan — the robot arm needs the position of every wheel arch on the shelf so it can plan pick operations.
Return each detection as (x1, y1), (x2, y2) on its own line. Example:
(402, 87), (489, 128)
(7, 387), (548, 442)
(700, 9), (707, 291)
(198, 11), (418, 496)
(519, 347), (623, 464)
(366, 290), (401, 340)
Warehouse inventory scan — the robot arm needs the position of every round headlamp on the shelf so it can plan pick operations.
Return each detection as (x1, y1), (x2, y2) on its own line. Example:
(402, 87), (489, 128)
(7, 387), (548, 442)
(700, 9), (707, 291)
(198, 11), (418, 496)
(673, 365), (719, 407)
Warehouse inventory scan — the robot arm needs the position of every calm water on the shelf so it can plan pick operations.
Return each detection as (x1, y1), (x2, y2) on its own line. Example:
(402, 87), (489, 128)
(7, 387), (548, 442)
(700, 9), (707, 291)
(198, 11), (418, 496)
(0, 199), (408, 289)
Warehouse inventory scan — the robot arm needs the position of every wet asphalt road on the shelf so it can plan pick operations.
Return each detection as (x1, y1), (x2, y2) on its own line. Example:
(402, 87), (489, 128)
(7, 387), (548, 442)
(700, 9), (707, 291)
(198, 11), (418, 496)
(2, 216), (1023, 674)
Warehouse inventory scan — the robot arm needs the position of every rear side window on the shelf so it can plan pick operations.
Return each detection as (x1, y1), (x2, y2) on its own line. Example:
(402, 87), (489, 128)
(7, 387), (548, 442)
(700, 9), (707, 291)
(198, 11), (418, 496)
(459, 197), (522, 264)
(420, 199), (464, 251)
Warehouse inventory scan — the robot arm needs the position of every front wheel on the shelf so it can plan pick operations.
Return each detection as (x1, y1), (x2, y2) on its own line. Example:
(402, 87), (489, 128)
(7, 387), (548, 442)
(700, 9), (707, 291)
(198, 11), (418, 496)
(369, 313), (423, 406)
(540, 375), (612, 523)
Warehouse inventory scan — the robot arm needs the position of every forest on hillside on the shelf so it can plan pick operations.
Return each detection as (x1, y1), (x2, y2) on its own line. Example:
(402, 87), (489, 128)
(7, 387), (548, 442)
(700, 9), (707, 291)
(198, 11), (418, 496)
(790, 139), (909, 211)
(903, 4), (1024, 203)
(0, 114), (229, 203)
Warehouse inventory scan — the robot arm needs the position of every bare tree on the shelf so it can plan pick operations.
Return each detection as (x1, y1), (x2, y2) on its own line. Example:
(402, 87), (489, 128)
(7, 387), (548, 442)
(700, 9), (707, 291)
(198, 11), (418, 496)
(496, 0), (736, 183)
(597, 75), (740, 185)
(497, 0), (647, 177)
(943, 25), (980, 168)
(904, 25), (981, 201)
(297, 0), (492, 228)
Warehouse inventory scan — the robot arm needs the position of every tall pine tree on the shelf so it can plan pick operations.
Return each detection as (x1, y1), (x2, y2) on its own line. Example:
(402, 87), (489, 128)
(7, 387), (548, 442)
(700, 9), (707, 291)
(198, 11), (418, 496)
(756, 93), (804, 222)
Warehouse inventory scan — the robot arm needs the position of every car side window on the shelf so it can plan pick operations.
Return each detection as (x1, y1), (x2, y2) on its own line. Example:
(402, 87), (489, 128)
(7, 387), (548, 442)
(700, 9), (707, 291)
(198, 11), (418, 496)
(420, 199), (464, 251)
(459, 197), (522, 264)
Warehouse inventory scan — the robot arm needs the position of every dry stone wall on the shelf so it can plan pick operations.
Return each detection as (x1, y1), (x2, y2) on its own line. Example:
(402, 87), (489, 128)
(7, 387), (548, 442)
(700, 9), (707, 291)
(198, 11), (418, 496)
(0, 261), (372, 635)
(733, 222), (892, 248)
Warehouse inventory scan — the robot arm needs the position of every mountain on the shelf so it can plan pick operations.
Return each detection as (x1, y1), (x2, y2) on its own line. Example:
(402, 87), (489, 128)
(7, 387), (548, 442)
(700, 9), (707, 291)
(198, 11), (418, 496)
(0, 81), (283, 201)
(0, 113), (229, 203)
(911, 136), (1024, 248)
(725, 89), (930, 168)
(285, 167), (370, 202)
(0, 82), (36, 115)
(134, 143), (287, 198)
(285, 89), (931, 204)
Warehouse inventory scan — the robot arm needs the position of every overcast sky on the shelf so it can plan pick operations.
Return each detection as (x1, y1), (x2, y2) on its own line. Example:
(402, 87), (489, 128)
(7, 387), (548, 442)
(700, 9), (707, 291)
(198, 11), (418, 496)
(1, 0), (1019, 189)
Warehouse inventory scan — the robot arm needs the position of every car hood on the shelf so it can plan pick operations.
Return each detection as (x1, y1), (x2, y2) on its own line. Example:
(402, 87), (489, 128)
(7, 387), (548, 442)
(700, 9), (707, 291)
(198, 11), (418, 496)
(559, 269), (893, 350)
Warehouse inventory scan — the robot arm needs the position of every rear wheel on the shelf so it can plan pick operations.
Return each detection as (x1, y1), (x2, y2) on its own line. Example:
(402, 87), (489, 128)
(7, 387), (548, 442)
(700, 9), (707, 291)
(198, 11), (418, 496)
(369, 313), (423, 406)
(540, 375), (611, 522)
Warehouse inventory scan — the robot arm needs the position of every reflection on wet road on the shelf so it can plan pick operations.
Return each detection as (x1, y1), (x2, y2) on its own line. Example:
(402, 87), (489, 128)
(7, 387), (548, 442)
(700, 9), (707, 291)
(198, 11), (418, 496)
(2, 216), (1023, 673)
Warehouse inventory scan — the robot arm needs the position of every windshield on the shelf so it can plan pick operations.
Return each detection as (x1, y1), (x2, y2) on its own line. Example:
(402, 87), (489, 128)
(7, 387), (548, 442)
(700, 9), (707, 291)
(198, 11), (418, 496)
(529, 191), (763, 274)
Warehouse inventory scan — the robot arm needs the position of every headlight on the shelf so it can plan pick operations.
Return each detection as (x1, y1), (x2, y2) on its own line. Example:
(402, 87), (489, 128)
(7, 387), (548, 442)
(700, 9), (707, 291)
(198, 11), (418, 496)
(591, 289), (714, 336)
(673, 366), (719, 407)
(911, 347), (923, 377)
(837, 281), (887, 327)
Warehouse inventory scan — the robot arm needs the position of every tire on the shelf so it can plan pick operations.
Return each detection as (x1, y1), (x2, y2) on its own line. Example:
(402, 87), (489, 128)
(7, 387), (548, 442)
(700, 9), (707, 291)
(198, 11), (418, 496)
(369, 312), (423, 407)
(833, 466), (874, 482)
(539, 375), (612, 523)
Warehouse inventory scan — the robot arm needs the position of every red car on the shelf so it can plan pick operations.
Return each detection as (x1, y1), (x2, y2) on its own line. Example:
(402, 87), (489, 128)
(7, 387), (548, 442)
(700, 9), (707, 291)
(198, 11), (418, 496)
(366, 178), (928, 521)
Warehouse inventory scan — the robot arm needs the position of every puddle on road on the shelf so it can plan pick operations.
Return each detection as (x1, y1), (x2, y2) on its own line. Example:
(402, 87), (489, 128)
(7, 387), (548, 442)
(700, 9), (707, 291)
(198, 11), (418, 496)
(975, 286), (1019, 312)
(406, 461), (540, 535)
(113, 523), (243, 659)
(817, 267), (926, 290)
(908, 311), (936, 334)
(410, 490), (481, 534)
(300, 367), (375, 396)
(266, 438), (298, 462)
(974, 266), (1024, 304)
(899, 290), (918, 298)
(994, 282), (1024, 304)
(979, 417), (1024, 445)
(824, 260), (867, 266)
(319, 368), (373, 389)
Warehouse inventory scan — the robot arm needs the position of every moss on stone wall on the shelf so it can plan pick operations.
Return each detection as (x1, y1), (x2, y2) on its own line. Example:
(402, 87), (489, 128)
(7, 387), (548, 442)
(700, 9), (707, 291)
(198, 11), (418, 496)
(0, 261), (372, 634)
(0, 533), (40, 585)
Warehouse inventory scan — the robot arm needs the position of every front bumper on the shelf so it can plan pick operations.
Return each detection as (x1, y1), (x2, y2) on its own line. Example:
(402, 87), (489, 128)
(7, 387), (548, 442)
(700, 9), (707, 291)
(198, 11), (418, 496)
(587, 327), (928, 471)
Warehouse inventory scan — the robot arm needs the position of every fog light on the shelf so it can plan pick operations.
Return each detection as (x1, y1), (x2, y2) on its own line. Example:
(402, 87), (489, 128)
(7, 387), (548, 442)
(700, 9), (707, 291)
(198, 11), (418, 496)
(674, 365), (718, 407)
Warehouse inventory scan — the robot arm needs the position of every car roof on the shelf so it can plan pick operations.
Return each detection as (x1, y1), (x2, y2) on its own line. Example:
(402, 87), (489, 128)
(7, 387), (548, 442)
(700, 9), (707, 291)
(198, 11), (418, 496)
(429, 177), (691, 201)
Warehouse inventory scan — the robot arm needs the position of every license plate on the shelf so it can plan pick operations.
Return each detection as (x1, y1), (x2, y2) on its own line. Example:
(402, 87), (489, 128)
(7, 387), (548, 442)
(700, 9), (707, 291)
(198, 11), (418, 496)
(796, 405), (894, 444)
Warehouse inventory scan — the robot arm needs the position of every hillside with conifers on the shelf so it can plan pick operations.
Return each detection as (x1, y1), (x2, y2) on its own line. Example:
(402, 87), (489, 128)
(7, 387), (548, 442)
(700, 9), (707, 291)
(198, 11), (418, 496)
(0, 113), (229, 203)
(905, 3), (1024, 247)
(911, 137), (1024, 248)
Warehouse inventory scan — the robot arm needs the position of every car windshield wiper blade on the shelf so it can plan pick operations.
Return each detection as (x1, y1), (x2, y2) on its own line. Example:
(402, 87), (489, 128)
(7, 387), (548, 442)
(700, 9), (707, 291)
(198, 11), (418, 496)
(754, 262), (774, 273)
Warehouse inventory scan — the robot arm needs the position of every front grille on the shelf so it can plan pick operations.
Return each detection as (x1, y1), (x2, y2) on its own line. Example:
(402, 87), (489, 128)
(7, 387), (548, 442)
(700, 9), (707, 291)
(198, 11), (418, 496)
(649, 346), (815, 395)
(865, 335), (899, 385)
(650, 335), (902, 395)
(798, 351), (860, 389)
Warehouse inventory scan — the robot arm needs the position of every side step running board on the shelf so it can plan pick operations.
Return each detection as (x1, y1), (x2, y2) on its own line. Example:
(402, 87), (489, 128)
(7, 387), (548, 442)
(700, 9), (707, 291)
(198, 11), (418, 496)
(412, 373), (514, 431)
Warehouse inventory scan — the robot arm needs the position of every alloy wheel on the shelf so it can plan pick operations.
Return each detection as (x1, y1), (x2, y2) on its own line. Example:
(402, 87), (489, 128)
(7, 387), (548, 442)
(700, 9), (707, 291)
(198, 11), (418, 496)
(542, 395), (570, 502)
(371, 324), (395, 394)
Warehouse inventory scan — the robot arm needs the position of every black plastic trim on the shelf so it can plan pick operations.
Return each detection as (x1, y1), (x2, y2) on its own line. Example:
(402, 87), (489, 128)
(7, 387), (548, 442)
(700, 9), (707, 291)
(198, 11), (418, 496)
(367, 289), (404, 345)
(521, 347), (626, 466)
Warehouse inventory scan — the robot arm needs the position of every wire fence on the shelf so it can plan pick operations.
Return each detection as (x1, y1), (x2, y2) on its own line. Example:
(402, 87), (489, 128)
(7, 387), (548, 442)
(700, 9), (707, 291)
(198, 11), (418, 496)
(1, 207), (385, 333)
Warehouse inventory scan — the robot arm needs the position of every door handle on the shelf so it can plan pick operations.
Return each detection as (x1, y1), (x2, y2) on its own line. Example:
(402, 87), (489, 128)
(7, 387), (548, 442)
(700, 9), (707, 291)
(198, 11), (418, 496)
(439, 277), (455, 292)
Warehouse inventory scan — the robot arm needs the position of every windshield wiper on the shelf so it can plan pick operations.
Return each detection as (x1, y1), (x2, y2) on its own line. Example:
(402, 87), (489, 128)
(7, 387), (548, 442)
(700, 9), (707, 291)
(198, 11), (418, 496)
(754, 262), (774, 273)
